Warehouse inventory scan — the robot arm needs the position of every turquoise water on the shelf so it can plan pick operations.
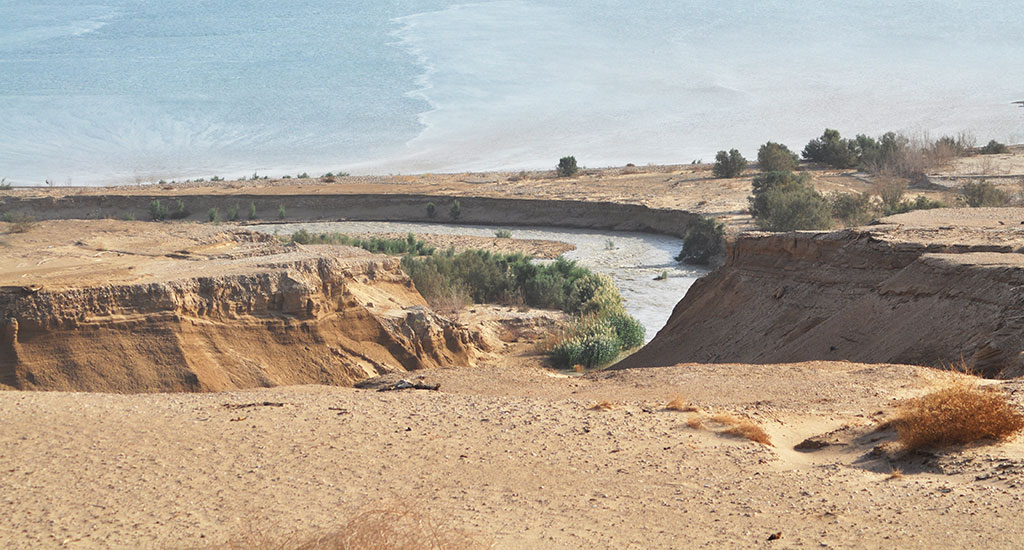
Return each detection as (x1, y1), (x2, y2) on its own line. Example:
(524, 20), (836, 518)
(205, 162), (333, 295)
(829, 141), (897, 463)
(2, 1), (1022, 185)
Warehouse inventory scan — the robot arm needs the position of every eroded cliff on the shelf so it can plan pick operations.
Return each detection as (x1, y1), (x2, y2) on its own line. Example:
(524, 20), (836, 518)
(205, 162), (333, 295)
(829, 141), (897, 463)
(0, 221), (485, 392)
(616, 208), (1024, 378)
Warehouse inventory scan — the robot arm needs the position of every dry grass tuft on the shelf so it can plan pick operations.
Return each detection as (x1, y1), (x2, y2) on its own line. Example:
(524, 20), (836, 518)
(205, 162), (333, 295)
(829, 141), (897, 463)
(686, 415), (704, 429)
(894, 380), (1024, 451)
(203, 503), (486, 550)
(711, 413), (773, 446)
(589, 401), (618, 411)
(886, 467), (904, 480)
(664, 396), (698, 412)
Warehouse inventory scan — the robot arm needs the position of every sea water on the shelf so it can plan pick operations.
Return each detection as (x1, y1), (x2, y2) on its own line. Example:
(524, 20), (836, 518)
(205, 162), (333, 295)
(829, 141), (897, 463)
(2, 0), (1022, 185)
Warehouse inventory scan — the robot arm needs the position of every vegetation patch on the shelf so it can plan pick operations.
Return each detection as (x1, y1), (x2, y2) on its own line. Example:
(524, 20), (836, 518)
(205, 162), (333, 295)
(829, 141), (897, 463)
(2, 211), (36, 233)
(959, 181), (1010, 207)
(677, 216), (724, 265)
(291, 231), (436, 256)
(713, 149), (747, 178)
(748, 171), (831, 231)
(557, 156), (578, 177)
(894, 380), (1024, 451)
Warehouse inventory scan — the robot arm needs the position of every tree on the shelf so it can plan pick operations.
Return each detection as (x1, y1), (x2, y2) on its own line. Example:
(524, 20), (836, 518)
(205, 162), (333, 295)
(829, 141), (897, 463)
(802, 128), (859, 168)
(676, 216), (725, 265)
(557, 156), (578, 177)
(713, 149), (747, 178)
(748, 171), (831, 231)
(756, 142), (799, 172)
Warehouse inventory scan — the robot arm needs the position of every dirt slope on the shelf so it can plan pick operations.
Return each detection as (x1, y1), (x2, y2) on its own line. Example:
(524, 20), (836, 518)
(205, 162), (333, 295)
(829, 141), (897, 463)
(0, 221), (486, 392)
(616, 209), (1024, 377)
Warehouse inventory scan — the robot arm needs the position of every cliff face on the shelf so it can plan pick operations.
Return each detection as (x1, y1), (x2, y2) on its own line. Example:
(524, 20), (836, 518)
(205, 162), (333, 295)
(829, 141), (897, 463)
(616, 220), (1024, 378)
(0, 231), (486, 392)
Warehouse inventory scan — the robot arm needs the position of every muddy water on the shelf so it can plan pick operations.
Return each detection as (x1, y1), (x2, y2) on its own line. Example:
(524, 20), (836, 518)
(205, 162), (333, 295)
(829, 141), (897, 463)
(252, 221), (707, 343)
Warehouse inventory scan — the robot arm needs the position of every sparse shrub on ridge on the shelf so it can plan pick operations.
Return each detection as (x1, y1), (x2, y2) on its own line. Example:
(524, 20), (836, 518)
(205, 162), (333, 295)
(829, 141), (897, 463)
(557, 156), (578, 177)
(757, 142), (799, 172)
(960, 180), (1010, 207)
(748, 171), (831, 231)
(894, 380), (1024, 451)
(712, 149), (747, 178)
(676, 216), (725, 265)
(149, 199), (168, 221)
(803, 128), (859, 169)
(979, 140), (1009, 155)
(830, 192), (876, 227)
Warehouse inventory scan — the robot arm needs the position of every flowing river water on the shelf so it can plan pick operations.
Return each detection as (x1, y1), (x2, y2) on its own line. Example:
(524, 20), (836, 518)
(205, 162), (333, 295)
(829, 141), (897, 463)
(252, 221), (708, 343)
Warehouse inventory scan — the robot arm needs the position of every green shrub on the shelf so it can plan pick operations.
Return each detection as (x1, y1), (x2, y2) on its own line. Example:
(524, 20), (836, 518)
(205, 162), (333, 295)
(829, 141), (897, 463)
(149, 199), (168, 221)
(426, 202), (437, 219)
(168, 199), (188, 219)
(297, 172), (309, 179)
(248, 201), (257, 220)
(2, 211), (36, 233)
(979, 140), (1009, 155)
(225, 204), (238, 221)
(208, 207), (220, 223)
(278, 204), (286, 219)
(830, 192), (876, 226)
(676, 216), (725, 265)
(449, 200), (461, 221)
(557, 156), (578, 177)
(292, 231), (436, 256)
(960, 181), (1009, 207)
(757, 142), (799, 172)
(494, 229), (512, 238)
(748, 171), (831, 231)
(606, 310), (645, 349)
(713, 149), (747, 178)
(802, 128), (859, 168)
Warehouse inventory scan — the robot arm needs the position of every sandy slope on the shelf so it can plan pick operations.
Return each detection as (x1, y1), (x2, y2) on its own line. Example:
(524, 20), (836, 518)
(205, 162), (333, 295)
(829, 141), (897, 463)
(3, 360), (1024, 549)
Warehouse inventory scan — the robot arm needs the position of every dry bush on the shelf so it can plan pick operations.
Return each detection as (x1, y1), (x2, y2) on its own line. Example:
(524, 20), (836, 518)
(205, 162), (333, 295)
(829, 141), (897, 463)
(886, 467), (904, 480)
(589, 401), (618, 411)
(686, 415), (704, 429)
(664, 396), (698, 412)
(203, 504), (487, 550)
(711, 413), (773, 446)
(894, 381), (1024, 451)
(2, 211), (36, 233)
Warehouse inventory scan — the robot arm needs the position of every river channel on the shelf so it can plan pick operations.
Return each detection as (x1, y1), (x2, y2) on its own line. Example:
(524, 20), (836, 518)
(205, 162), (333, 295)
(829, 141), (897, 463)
(251, 221), (708, 343)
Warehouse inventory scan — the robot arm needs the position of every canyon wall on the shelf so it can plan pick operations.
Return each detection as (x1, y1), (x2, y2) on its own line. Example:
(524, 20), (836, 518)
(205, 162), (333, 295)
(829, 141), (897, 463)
(0, 249), (485, 392)
(615, 226), (1024, 378)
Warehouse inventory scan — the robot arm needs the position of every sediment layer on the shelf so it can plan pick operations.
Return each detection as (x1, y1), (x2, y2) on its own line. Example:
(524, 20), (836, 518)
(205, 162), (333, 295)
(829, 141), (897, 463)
(617, 209), (1024, 377)
(0, 223), (484, 392)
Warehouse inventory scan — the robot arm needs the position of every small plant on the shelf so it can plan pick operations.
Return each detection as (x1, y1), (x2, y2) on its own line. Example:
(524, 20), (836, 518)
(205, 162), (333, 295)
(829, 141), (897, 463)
(297, 172), (309, 179)
(2, 211), (36, 233)
(589, 401), (618, 411)
(282, 175), (291, 179)
(426, 201), (437, 219)
(278, 204), (286, 219)
(210, 176), (223, 182)
(494, 229), (512, 238)
(123, 211), (136, 221)
(557, 156), (578, 178)
(979, 139), (1009, 155)
(169, 199), (188, 220)
(654, 270), (668, 281)
(604, 239), (616, 250)
(757, 142), (799, 172)
(960, 180), (1009, 207)
(248, 201), (257, 220)
(448, 200), (461, 221)
(830, 192), (877, 226)
(713, 149), (747, 178)
(893, 380), (1024, 451)
(711, 413), (773, 446)
(665, 396), (698, 412)
(227, 204), (239, 221)
(149, 199), (168, 221)
(676, 216), (725, 265)
(208, 207), (220, 223)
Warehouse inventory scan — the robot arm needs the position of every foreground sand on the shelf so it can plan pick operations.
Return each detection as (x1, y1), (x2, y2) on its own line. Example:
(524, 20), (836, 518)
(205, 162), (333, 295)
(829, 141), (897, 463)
(3, 360), (1024, 549)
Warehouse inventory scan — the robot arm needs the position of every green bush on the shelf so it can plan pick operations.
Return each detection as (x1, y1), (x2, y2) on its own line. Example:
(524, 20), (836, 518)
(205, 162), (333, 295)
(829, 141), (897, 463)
(248, 201), (257, 220)
(448, 200), (461, 221)
(830, 192), (876, 226)
(960, 181), (1009, 207)
(802, 128), (859, 168)
(757, 142), (799, 172)
(557, 156), (578, 177)
(979, 140), (1009, 155)
(426, 202), (437, 219)
(208, 207), (220, 223)
(713, 149), (747, 178)
(495, 229), (512, 238)
(227, 204), (239, 221)
(676, 216), (725, 265)
(291, 231), (436, 256)
(549, 320), (621, 369)
(748, 171), (831, 231)
(2, 211), (36, 233)
(605, 310), (645, 349)
(278, 204), (286, 219)
(149, 199), (168, 221)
